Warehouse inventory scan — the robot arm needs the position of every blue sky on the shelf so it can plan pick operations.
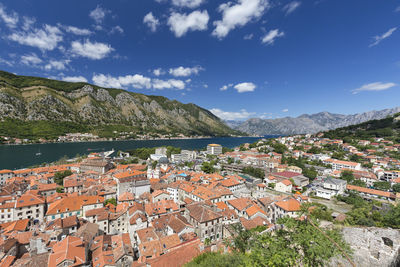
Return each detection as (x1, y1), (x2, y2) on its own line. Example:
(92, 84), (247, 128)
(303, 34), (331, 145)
(0, 0), (399, 121)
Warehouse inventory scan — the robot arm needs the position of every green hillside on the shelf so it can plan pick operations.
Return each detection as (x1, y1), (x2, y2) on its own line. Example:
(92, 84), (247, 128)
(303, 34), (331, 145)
(0, 70), (241, 140)
(322, 113), (400, 141)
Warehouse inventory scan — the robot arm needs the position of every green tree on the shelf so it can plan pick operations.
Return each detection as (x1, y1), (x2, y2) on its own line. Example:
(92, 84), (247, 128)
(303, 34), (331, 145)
(185, 161), (195, 168)
(393, 183), (400, 193)
(166, 146), (181, 157)
(56, 186), (64, 193)
(152, 160), (158, 169)
(189, 217), (352, 267)
(351, 180), (366, 187)
(272, 143), (287, 154)
(373, 181), (391, 191)
(222, 147), (234, 154)
(54, 170), (73, 185)
(383, 204), (400, 228)
(341, 170), (354, 183)
(201, 162), (215, 174)
(104, 198), (117, 206)
(242, 166), (265, 179)
(186, 252), (246, 267)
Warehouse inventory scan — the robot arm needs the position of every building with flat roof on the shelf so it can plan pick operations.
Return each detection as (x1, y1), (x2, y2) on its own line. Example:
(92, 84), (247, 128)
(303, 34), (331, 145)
(207, 144), (222, 155)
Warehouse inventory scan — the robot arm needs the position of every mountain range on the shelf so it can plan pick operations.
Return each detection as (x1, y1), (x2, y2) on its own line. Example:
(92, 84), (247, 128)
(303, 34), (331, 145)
(0, 71), (238, 138)
(229, 107), (400, 135)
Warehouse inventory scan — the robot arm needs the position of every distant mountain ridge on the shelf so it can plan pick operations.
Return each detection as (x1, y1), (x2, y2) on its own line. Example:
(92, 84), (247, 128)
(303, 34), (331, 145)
(0, 70), (239, 138)
(232, 107), (400, 135)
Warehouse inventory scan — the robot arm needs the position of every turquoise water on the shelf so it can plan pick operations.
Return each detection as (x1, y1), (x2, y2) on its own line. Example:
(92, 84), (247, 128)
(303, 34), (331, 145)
(0, 136), (273, 170)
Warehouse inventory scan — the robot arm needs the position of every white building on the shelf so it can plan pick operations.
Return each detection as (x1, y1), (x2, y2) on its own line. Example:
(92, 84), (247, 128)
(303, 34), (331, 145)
(46, 195), (103, 221)
(113, 170), (150, 197)
(14, 193), (46, 222)
(0, 170), (14, 185)
(315, 177), (347, 200)
(207, 144), (222, 155)
(275, 179), (292, 193)
(324, 159), (361, 171)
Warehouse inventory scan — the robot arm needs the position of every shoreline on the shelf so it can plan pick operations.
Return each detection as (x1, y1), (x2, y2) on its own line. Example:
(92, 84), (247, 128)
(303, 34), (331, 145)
(0, 135), (263, 147)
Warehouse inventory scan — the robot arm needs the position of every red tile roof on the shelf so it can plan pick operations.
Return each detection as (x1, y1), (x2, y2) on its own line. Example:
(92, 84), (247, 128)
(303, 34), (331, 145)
(275, 198), (301, 212)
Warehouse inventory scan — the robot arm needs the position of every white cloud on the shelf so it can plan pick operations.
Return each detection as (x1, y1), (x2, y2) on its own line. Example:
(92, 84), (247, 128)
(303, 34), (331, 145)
(92, 73), (186, 90)
(261, 29), (284, 45)
(22, 16), (35, 31)
(171, 0), (205, 8)
(352, 82), (396, 94)
(283, 1), (301, 15)
(168, 10), (209, 37)
(282, 108), (289, 112)
(89, 5), (108, 24)
(92, 73), (152, 89)
(212, 0), (269, 39)
(143, 12), (160, 32)
(0, 4), (19, 29)
(395, 5), (400, 12)
(0, 57), (13, 67)
(210, 108), (255, 120)
(20, 53), (42, 66)
(62, 76), (88, 83)
(70, 40), (113, 60)
(234, 82), (256, 93)
(65, 26), (92, 35)
(369, 27), (397, 47)
(9, 24), (63, 51)
(153, 68), (165, 76)
(110, 25), (124, 34)
(169, 66), (203, 77)
(44, 60), (70, 71)
(244, 33), (254, 40)
(259, 112), (272, 119)
(220, 83), (233, 91)
(152, 79), (185, 90)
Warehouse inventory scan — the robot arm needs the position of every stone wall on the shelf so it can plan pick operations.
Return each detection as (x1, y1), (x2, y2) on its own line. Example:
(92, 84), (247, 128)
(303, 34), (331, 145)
(330, 227), (400, 267)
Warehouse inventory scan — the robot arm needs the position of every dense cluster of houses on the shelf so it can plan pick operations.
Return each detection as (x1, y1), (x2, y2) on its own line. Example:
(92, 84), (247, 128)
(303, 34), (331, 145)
(0, 147), (314, 267)
(269, 135), (400, 201)
(0, 133), (399, 267)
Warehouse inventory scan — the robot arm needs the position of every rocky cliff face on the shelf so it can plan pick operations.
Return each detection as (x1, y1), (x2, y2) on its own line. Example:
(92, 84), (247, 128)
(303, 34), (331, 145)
(233, 108), (400, 135)
(330, 227), (400, 267)
(0, 71), (236, 136)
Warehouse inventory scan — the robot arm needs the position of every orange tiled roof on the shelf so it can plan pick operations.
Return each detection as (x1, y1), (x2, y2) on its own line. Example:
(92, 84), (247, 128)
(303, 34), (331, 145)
(46, 195), (103, 215)
(15, 193), (45, 208)
(275, 198), (301, 212)
(346, 184), (394, 198)
(48, 236), (85, 267)
(280, 179), (292, 186)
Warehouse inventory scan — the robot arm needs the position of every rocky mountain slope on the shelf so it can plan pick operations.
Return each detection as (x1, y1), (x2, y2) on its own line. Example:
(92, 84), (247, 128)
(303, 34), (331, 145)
(233, 108), (400, 135)
(0, 71), (238, 138)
